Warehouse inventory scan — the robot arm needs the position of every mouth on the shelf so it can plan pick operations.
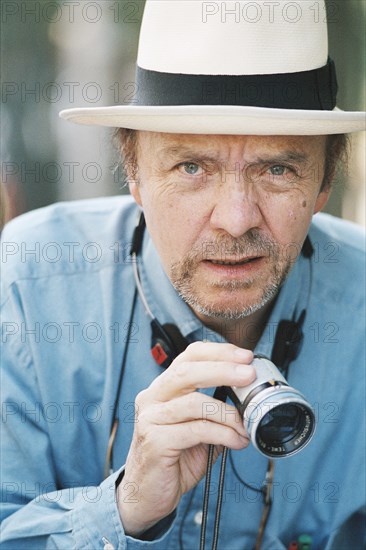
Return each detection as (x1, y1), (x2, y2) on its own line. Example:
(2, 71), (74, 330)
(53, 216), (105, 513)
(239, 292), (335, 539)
(200, 256), (266, 281)
(205, 256), (261, 266)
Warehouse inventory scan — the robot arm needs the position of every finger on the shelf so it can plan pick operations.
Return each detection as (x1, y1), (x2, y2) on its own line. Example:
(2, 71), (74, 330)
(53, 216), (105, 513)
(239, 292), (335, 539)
(178, 341), (254, 365)
(146, 359), (256, 402)
(145, 392), (247, 437)
(155, 421), (250, 453)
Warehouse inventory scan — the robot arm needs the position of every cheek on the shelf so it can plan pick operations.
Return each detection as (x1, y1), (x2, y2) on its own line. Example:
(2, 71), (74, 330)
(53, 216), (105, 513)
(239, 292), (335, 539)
(142, 194), (202, 268)
(263, 194), (315, 247)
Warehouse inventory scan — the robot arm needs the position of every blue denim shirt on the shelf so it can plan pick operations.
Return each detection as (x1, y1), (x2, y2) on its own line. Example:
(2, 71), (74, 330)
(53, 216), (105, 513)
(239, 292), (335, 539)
(1, 196), (365, 549)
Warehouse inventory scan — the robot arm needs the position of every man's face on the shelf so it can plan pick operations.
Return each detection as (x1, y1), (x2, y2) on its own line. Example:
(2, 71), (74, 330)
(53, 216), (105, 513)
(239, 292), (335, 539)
(129, 133), (329, 321)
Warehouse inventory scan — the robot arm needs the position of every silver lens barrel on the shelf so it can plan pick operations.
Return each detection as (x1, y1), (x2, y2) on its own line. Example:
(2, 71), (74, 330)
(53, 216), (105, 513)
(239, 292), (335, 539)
(231, 357), (316, 458)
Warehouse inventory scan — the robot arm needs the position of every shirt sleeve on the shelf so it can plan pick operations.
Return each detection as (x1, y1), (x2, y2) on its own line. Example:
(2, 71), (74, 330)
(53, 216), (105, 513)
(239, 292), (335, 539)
(0, 282), (176, 550)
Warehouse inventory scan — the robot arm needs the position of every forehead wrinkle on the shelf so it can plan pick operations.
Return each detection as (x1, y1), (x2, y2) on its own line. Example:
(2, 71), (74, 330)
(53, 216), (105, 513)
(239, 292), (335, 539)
(157, 145), (220, 163)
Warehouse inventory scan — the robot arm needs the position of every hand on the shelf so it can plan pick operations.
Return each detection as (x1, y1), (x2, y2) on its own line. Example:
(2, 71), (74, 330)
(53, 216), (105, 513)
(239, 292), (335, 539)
(116, 341), (256, 537)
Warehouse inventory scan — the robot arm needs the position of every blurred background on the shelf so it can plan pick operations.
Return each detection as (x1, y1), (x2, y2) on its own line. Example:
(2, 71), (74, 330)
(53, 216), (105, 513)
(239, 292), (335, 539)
(1, 0), (365, 227)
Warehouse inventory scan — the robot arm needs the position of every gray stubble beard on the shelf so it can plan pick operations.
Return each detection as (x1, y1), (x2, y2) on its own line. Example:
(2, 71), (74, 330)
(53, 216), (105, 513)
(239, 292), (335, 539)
(170, 232), (293, 320)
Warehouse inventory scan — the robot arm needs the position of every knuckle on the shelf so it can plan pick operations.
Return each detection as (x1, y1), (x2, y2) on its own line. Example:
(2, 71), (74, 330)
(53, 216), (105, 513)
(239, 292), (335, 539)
(188, 341), (203, 350)
(170, 360), (189, 382)
(187, 391), (199, 407)
(184, 341), (204, 356)
(159, 399), (175, 418)
(136, 407), (149, 425)
(189, 420), (202, 438)
(184, 392), (200, 414)
(135, 388), (149, 408)
(226, 429), (241, 447)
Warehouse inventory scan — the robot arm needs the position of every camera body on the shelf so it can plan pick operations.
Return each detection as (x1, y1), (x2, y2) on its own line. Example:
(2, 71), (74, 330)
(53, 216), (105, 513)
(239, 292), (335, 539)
(230, 356), (316, 458)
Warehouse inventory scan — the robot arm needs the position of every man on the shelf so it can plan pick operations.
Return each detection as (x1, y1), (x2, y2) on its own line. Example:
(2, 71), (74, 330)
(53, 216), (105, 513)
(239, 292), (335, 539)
(1, 1), (365, 549)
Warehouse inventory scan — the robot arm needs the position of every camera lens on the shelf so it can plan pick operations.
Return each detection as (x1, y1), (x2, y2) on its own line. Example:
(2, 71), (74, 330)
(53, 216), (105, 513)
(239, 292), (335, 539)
(258, 404), (304, 445)
(255, 401), (314, 457)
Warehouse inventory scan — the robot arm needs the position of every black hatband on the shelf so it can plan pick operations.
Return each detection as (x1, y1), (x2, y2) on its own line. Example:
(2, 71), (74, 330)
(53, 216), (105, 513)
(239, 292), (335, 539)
(135, 58), (338, 110)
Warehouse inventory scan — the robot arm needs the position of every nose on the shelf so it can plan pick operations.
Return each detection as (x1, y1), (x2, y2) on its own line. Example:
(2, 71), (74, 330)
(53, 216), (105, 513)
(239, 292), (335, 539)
(209, 178), (263, 238)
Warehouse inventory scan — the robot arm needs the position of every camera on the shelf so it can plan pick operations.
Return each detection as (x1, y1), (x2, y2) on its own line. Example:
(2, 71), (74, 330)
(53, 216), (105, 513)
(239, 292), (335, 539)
(228, 356), (316, 458)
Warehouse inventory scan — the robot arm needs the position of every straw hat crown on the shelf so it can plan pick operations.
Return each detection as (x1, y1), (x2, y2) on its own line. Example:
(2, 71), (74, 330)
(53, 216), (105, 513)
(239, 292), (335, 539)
(60, 0), (365, 135)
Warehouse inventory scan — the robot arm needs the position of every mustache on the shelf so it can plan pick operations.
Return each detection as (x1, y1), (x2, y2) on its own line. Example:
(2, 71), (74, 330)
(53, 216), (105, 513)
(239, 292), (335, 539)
(190, 230), (280, 261)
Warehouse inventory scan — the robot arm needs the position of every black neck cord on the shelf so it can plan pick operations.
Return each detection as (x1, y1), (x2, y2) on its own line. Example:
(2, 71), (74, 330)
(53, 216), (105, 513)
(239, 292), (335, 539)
(199, 387), (229, 550)
(104, 287), (138, 479)
(111, 287), (138, 424)
(200, 444), (216, 550)
(212, 447), (229, 550)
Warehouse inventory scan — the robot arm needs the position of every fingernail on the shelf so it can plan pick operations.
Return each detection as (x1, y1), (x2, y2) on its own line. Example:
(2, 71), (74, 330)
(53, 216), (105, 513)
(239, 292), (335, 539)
(239, 434), (249, 446)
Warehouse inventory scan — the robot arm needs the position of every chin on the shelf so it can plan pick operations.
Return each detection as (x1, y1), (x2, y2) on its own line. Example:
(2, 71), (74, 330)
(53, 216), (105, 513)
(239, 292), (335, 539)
(184, 289), (276, 321)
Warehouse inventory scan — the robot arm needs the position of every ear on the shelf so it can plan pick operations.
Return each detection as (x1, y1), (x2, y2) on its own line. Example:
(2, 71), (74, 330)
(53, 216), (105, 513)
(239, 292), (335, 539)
(313, 188), (330, 214)
(129, 179), (142, 207)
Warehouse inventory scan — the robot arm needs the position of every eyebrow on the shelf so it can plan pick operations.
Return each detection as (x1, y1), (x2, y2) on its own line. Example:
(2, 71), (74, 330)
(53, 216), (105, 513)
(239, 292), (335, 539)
(254, 151), (309, 165)
(158, 145), (310, 166)
(158, 146), (218, 163)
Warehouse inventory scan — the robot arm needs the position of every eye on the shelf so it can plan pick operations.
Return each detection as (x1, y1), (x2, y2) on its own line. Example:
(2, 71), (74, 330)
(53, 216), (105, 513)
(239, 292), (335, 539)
(178, 162), (203, 176)
(268, 165), (287, 176)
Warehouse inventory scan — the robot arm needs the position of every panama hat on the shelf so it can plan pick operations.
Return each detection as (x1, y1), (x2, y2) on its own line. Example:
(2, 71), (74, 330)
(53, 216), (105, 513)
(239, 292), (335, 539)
(60, 0), (365, 135)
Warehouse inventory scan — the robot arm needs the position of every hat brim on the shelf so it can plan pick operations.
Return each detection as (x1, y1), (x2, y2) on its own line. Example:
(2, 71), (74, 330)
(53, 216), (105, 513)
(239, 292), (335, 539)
(59, 105), (365, 135)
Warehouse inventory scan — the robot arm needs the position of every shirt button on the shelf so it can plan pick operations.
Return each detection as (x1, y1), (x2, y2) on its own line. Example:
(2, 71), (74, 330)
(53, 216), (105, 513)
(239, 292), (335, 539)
(194, 510), (203, 525)
(104, 544), (115, 550)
